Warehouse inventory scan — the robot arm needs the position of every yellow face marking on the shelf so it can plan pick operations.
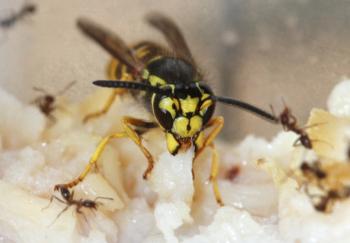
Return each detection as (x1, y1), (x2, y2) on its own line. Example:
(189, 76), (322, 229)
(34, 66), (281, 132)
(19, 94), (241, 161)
(166, 132), (180, 155)
(200, 99), (213, 116)
(190, 116), (202, 135)
(173, 117), (188, 137)
(194, 131), (204, 151)
(179, 96), (199, 114)
(159, 97), (177, 119)
(149, 75), (166, 87)
(201, 93), (210, 100)
(172, 115), (203, 137)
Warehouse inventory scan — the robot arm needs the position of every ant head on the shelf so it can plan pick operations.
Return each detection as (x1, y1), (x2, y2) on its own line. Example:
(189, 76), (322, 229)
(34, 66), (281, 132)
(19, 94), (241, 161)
(280, 112), (289, 125)
(44, 95), (55, 104)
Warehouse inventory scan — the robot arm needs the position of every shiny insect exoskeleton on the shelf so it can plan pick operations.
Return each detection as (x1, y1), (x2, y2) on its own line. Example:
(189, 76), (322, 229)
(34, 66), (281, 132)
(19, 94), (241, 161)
(46, 187), (113, 223)
(0, 2), (36, 29)
(54, 13), (278, 206)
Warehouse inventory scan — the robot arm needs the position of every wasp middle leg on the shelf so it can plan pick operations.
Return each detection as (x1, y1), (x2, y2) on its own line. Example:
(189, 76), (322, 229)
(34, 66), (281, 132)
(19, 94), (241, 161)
(194, 116), (224, 206)
(54, 116), (157, 191)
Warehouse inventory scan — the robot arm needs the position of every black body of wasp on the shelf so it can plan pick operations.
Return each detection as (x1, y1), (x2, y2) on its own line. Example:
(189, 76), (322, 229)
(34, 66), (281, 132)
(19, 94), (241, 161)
(54, 13), (278, 206)
(0, 3), (36, 29)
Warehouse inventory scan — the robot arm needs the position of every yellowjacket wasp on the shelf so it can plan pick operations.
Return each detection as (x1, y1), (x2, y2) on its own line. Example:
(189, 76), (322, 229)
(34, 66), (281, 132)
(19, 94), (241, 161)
(54, 13), (278, 205)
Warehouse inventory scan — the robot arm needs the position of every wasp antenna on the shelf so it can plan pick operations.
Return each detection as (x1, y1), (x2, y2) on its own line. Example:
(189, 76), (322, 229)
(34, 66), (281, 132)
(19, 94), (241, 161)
(92, 80), (170, 95)
(213, 96), (279, 123)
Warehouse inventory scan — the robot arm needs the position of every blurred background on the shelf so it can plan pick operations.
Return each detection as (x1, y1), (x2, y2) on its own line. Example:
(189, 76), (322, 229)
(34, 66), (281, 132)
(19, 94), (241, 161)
(1, 0), (350, 141)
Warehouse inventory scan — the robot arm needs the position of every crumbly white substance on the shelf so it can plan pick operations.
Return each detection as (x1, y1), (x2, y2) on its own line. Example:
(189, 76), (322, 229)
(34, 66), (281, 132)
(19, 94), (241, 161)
(0, 80), (350, 243)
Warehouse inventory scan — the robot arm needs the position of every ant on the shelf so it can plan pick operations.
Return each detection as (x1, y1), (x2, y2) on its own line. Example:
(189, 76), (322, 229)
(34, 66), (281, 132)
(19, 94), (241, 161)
(225, 165), (240, 181)
(0, 2), (36, 29)
(278, 105), (313, 149)
(31, 81), (76, 119)
(44, 187), (113, 224)
(300, 161), (327, 180)
(299, 161), (350, 212)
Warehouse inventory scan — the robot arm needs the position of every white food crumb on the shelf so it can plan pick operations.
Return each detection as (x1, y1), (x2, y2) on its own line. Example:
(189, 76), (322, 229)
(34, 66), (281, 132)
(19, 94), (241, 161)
(327, 78), (350, 118)
(0, 87), (45, 149)
(1, 79), (350, 243)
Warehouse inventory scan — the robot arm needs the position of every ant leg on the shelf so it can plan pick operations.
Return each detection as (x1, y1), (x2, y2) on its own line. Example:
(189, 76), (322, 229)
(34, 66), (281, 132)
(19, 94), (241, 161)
(76, 206), (90, 225)
(301, 122), (327, 131)
(311, 139), (334, 149)
(56, 81), (76, 96)
(94, 196), (114, 203)
(42, 195), (66, 211)
(54, 116), (156, 190)
(194, 116), (224, 206)
(49, 205), (70, 226)
(292, 137), (302, 147)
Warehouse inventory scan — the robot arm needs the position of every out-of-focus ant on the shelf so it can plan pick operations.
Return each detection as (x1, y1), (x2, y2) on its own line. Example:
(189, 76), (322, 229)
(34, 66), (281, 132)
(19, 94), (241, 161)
(299, 160), (350, 213)
(0, 2), (36, 29)
(31, 81), (76, 119)
(225, 165), (240, 181)
(44, 187), (113, 224)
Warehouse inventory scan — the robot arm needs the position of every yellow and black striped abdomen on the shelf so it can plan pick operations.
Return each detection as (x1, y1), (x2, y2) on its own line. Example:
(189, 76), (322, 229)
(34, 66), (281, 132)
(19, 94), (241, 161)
(107, 41), (165, 80)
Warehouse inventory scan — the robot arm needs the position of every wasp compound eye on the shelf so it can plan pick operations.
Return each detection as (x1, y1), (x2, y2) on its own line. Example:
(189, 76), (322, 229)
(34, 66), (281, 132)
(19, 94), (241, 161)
(153, 95), (179, 130)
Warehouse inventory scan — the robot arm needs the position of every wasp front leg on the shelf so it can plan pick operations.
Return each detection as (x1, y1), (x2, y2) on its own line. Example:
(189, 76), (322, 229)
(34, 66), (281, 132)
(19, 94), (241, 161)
(54, 116), (157, 191)
(194, 116), (224, 206)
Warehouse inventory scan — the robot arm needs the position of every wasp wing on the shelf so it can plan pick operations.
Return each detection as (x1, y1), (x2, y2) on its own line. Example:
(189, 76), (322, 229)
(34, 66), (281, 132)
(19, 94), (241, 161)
(77, 18), (143, 74)
(146, 13), (196, 66)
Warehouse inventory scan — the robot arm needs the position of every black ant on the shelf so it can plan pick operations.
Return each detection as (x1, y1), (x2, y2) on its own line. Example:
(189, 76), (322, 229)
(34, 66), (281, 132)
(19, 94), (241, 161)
(0, 2), (36, 29)
(31, 81), (76, 119)
(44, 187), (113, 224)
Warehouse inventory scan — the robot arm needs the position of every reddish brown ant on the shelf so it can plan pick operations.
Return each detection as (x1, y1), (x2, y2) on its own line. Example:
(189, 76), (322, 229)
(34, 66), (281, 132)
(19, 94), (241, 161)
(31, 81), (76, 119)
(225, 165), (240, 181)
(278, 106), (313, 149)
(299, 160), (350, 213)
(44, 187), (113, 224)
